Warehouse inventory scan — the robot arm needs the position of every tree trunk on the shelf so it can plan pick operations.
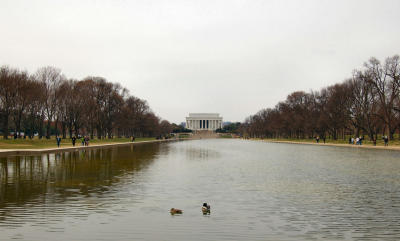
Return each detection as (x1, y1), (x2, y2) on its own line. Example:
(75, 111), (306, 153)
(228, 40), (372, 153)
(68, 121), (73, 138)
(54, 119), (59, 137)
(39, 118), (43, 139)
(46, 121), (51, 139)
(107, 127), (112, 139)
(389, 128), (395, 140)
(3, 113), (9, 139)
(97, 126), (102, 139)
(16, 112), (22, 138)
(62, 121), (66, 139)
(74, 122), (80, 137)
(90, 125), (94, 139)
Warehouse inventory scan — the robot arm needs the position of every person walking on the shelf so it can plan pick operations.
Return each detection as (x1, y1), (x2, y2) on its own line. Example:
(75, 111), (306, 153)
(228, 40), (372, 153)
(383, 136), (389, 146)
(56, 136), (61, 148)
(72, 136), (76, 146)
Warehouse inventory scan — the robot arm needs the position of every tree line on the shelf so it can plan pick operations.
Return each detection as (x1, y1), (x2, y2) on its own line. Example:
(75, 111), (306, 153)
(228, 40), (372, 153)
(241, 55), (400, 141)
(0, 66), (175, 139)
(216, 122), (241, 133)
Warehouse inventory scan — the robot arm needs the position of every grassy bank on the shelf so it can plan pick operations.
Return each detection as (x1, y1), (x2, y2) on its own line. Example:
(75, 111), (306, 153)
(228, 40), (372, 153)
(177, 133), (191, 139)
(0, 137), (156, 149)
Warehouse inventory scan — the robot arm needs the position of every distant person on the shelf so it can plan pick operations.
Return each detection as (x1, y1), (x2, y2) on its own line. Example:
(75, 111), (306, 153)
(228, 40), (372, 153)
(373, 138), (377, 146)
(323, 137), (326, 144)
(383, 136), (389, 146)
(348, 137), (352, 144)
(81, 137), (85, 146)
(356, 137), (360, 145)
(72, 136), (76, 146)
(351, 137), (354, 144)
(131, 136), (135, 142)
(359, 136), (363, 145)
(56, 136), (61, 148)
(316, 136), (319, 143)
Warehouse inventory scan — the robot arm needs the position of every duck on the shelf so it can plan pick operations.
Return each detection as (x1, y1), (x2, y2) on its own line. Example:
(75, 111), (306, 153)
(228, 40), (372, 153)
(202, 203), (211, 213)
(170, 208), (183, 215)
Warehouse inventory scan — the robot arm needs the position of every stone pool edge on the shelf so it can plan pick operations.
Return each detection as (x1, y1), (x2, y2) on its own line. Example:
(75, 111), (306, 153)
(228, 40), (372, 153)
(0, 139), (184, 156)
(252, 139), (400, 152)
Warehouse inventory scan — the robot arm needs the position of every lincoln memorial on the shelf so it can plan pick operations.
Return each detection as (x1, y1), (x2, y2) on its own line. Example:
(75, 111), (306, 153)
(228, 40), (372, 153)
(186, 113), (223, 131)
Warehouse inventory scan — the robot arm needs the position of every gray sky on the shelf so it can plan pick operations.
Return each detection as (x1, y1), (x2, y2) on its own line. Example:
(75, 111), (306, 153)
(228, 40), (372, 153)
(1, 0), (400, 123)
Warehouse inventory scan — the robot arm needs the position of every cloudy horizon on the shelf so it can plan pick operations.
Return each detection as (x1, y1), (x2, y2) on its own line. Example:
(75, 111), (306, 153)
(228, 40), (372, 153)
(1, 0), (400, 123)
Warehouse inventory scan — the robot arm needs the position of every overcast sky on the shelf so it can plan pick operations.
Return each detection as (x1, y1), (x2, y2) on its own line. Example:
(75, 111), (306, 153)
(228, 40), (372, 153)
(1, 0), (400, 123)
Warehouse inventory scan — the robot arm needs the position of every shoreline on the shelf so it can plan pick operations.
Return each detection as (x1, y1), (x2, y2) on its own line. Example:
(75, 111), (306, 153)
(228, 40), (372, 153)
(0, 139), (178, 156)
(254, 139), (400, 152)
(3, 137), (400, 156)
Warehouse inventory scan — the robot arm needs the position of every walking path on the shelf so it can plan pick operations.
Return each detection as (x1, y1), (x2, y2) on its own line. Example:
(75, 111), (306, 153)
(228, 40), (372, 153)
(255, 139), (400, 151)
(0, 139), (177, 156)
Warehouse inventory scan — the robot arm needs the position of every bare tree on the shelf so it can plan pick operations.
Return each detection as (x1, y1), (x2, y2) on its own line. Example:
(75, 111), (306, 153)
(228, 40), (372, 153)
(243, 55), (400, 141)
(0, 66), (18, 139)
(12, 71), (30, 137)
(35, 66), (64, 139)
(24, 80), (45, 138)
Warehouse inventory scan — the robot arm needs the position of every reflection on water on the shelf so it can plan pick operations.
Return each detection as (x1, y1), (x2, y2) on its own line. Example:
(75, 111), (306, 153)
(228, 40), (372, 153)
(181, 144), (221, 161)
(0, 143), (162, 230)
(1, 139), (400, 241)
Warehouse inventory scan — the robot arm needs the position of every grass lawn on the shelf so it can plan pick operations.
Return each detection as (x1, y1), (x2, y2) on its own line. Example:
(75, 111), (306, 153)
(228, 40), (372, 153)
(178, 133), (191, 138)
(0, 137), (156, 149)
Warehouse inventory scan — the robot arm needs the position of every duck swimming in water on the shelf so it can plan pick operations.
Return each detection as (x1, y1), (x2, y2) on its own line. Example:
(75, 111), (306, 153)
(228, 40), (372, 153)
(202, 203), (210, 213)
(170, 208), (183, 215)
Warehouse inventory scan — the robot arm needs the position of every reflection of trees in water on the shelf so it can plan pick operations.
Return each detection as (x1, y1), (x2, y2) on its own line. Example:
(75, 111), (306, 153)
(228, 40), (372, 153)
(0, 143), (163, 208)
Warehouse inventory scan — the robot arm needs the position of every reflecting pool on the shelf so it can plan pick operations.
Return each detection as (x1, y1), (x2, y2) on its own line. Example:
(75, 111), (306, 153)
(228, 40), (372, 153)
(1, 139), (400, 240)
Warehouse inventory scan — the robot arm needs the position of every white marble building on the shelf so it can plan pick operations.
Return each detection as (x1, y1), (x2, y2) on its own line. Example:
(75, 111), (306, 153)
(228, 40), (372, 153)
(186, 113), (223, 131)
